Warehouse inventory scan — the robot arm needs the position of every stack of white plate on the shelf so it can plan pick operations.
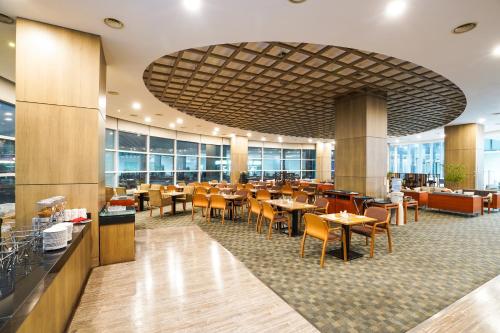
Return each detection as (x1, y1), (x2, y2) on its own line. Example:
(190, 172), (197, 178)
(60, 222), (73, 242)
(43, 224), (68, 251)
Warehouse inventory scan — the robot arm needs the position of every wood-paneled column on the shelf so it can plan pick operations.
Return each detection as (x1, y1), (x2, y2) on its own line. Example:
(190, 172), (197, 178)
(230, 136), (248, 183)
(444, 123), (484, 189)
(15, 18), (106, 267)
(316, 142), (332, 181)
(334, 90), (388, 197)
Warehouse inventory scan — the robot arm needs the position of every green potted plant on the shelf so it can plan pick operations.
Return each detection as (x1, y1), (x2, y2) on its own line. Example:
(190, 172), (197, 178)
(444, 163), (466, 190)
(238, 171), (248, 184)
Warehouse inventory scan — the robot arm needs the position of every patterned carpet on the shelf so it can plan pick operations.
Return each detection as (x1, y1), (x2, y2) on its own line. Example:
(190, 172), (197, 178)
(136, 205), (500, 333)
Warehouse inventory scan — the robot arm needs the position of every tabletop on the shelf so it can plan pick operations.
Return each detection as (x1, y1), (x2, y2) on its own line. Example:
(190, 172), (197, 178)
(319, 213), (376, 226)
(133, 190), (149, 194)
(266, 199), (316, 211)
(162, 191), (186, 197)
(206, 194), (243, 200)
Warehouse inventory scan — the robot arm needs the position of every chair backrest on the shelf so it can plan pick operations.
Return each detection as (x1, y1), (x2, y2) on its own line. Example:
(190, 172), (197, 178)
(193, 193), (209, 207)
(201, 182), (210, 187)
(293, 191), (308, 203)
(183, 186), (195, 195)
(166, 185), (177, 192)
(217, 183), (226, 188)
(256, 189), (271, 201)
(282, 184), (293, 195)
(210, 195), (226, 209)
(151, 184), (162, 190)
(235, 189), (248, 197)
(105, 187), (114, 202)
(148, 189), (162, 207)
(248, 197), (261, 214)
(304, 213), (329, 240)
(314, 197), (329, 211)
(210, 179), (218, 184)
(177, 181), (186, 187)
(115, 187), (126, 196)
(140, 183), (151, 190)
(187, 182), (196, 187)
(245, 183), (255, 190)
(261, 202), (276, 220)
(364, 207), (390, 226)
(195, 187), (208, 194)
(209, 187), (220, 194)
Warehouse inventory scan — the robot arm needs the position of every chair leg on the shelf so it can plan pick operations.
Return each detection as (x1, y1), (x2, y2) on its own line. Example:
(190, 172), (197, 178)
(341, 230), (347, 262)
(267, 220), (273, 240)
(387, 228), (393, 253)
(160, 206), (163, 218)
(150, 206), (153, 217)
(221, 209), (225, 225)
(208, 206), (211, 223)
(248, 211), (252, 225)
(191, 206), (195, 221)
(300, 233), (306, 258)
(183, 202), (186, 212)
(287, 220), (292, 237)
(369, 235), (375, 258)
(365, 237), (369, 246)
(320, 239), (328, 268)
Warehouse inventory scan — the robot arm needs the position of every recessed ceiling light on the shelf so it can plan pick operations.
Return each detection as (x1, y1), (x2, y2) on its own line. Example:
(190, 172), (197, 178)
(417, 135), (422, 139)
(4, 117), (12, 122)
(308, 138), (313, 143)
(278, 136), (283, 142)
(4, 112), (12, 116)
(289, 0), (306, 3)
(261, 137), (266, 141)
(129, 114), (138, 117)
(478, 118), (486, 123)
(230, 133), (235, 138)
(117, 109), (121, 113)
(144, 116), (152, 123)
(155, 113), (162, 116)
(452, 22), (477, 34)
(107, 91), (119, 95)
(0, 13), (15, 25)
(395, 139), (400, 143)
(214, 127), (219, 132)
(331, 140), (336, 144)
(169, 122), (176, 129)
(492, 45), (500, 57)
(246, 132), (252, 137)
(7, 41), (15, 48)
(131, 102), (141, 110)
(441, 134), (446, 139)
(385, 0), (406, 18)
(176, 117), (183, 124)
(104, 17), (124, 29)
(212, 130), (217, 136)
(183, 0), (202, 11)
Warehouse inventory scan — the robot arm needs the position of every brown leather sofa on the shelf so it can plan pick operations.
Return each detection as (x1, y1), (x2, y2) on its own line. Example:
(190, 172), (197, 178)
(427, 192), (483, 216)
(463, 189), (500, 213)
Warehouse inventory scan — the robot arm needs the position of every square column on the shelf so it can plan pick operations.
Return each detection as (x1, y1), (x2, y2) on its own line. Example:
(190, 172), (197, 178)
(316, 142), (332, 181)
(230, 135), (248, 183)
(444, 124), (484, 189)
(15, 19), (106, 267)
(334, 90), (388, 197)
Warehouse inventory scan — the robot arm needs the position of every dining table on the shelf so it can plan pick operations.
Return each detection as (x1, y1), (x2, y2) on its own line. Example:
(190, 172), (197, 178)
(266, 199), (316, 237)
(250, 188), (282, 199)
(162, 191), (187, 215)
(133, 190), (149, 211)
(206, 193), (244, 220)
(319, 213), (377, 261)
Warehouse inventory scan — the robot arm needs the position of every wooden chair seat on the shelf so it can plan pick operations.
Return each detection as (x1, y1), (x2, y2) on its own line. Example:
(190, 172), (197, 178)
(350, 225), (386, 236)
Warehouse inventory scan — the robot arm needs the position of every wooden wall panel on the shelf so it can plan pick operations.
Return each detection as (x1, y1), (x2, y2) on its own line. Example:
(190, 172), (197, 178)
(99, 223), (135, 265)
(315, 142), (332, 181)
(16, 18), (102, 109)
(230, 136), (248, 183)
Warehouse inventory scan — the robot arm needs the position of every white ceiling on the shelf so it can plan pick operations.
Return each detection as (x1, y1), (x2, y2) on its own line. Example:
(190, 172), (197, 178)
(1, 0), (500, 143)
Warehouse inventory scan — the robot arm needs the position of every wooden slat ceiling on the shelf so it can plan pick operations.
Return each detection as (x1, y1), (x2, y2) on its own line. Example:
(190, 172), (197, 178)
(143, 42), (466, 139)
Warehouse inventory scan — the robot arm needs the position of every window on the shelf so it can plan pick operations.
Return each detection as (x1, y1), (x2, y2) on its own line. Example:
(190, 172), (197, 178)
(177, 141), (198, 155)
(105, 151), (115, 172)
(105, 173), (116, 187)
(177, 171), (198, 183)
(149, 155), (174, 171)
(150, 136), (174, 154)
(0, 101), (15, 137)
(302, 149), (316, 160)
(118, 152), (146, 171)
(388, 141), (444, 180)
(201, 171), (221, 182)
(201, 157), (221, 171)
(119, 132), (147, 152)
(331, 150), (335, 179)
(0, 100), (15, 204)
(0, 176), (15, 205)
(150, 172), (174, 185)
(118, 172), (146, 187)
(283, 149), (301, 159)
(105, 129), (116, 149)
(177, 156), (198, 171)
(201, 143), (221, 157)
(223, 145), (231, 158)
(263, 148), (281, 159)
(248, 147), (262, 159)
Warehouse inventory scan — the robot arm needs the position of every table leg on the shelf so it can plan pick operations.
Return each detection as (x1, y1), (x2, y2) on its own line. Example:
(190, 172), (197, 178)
(291, 210), (300, 236)
(403, 204), (407, 225)
(171, 196), (177, 215)
(415, 203), (419, 221)
(139, 194), (145, 211)
(330, 224), (363, 261)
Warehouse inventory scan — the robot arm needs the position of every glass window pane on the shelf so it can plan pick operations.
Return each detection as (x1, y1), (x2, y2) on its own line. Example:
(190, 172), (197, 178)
(221, 158), (231, 172)
(0, 175), (15, 204)
(263, 159), (280, 170)
(222, 171), (230, 182)
(248, 171), (261, 180)
(177, 141), (198, 155)
(201, 144), (221, 157)
(248, 147), (262, 159)
(286, 171), (300, 179)
(119, 132), (146, 152)
(201, 171), (220, 182)
(176, 156), (198, 171)
(149, 155), (174, 171)
(105, 173), (116, 187)
(118, 172), (146, 188)
(105, 129), (115, 149)
(302, 160), (316, 170)
(0, 101), (15, 137)
(201, 157), (221, 170)
(177, 171), (198, 183)
(302, 171), (316, 179)
(105, 151), (115, 172)
(302, 149), (316, 159)
(150, 172), (174, 185)
(0, 139), (15, 162)
(283, 149), (300, 159)
(283, 159), (300, 170)
(223, 145), (231, 158)
(248, 159), (262, 172)
(118, 152), (146, 171)
(263, 171), (277, 180)
(263, 148), (281, 159)
(150, 136), (174, 154)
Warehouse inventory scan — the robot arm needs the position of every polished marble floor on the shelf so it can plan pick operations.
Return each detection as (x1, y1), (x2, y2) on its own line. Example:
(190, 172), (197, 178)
(69, 226), (318, 333)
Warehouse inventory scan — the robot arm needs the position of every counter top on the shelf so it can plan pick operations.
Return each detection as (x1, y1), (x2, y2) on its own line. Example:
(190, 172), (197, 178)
(99, 206), (136, 226)
(0, 223), (90, 333)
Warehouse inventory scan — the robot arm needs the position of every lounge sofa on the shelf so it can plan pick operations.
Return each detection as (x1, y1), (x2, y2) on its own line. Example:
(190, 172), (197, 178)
(463, 189), (500, 213)
(427, 192), (483, 216)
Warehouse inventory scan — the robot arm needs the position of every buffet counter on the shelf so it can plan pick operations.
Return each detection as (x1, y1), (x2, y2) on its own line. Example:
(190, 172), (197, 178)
(0, 223), (91, 333)
(99, 206), (135, 265)
(322, 190), (359, 213)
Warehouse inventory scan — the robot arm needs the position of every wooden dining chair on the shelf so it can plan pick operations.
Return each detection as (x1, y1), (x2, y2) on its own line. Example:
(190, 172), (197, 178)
(260, 202), (291, 240)
(255, 189), (271, 201)
(105, 187), (114, 203)
(139, 183), (151, 190)
(293, 191), (309, 203)
(247, 197), (262, 227)
(166, 185), (177, 192)
(148, 189), (172, 218)
(312, 197), (329, 214)
(114, 187), (126, 196)
(176, 185), (193, 213)
(191, 193), (209, 222)
(201, 181), (211, 188)
(232, 189), (248, 221)
(350, 207), (392, 258)
(282, 184), (293, 197)
(194, 186), (208, 194)
(209, 187), (220, 194)
(236, 183), (244, 190)
(300, 213), (346, 267)
(177, 181), (186, 187)
(208, 195), (230, 224)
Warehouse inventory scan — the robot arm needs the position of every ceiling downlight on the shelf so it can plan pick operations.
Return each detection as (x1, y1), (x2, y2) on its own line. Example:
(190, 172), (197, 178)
(104, 17), (124, 29)
(452, 22), (477, 34)
(289, 0), (307, 3)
